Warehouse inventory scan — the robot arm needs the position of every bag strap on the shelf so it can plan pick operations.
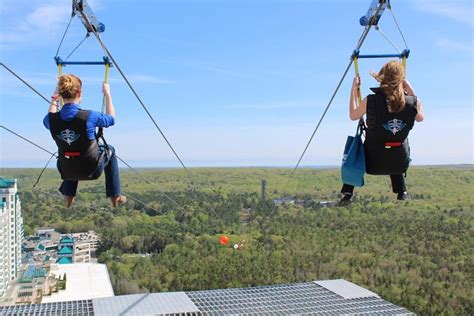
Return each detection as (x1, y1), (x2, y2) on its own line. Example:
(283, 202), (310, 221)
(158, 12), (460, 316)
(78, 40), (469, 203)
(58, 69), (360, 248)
(357, 118), (366, 137)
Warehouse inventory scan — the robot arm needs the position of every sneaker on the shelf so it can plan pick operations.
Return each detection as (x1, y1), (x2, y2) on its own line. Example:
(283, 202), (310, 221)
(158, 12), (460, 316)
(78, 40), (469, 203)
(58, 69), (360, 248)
(64, 195), (75, 208)
(397, 192), (411, 201)
(110, 195), (127, 208)
(337, 194), (352, 207)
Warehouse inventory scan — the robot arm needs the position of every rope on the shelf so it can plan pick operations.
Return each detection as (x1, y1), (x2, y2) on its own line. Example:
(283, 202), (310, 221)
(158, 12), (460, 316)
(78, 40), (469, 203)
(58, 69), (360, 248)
(0, 66), (184, 212)
(0, 63), (49, 103)
(33, 153), (57, 188)
(388, 4), (409, 49)
(55, 14), (75, 57)
(64, 33), (90, 61)
(65, 9), (218, 214)
(375, 26), (400, 53)
(115, 155), (182, 209)
(289, 22), (374, 178)
(290, 61), (354, 176)
(82, 22), (190, 174)
(124, 194), (166, 215)
(0, 125), (58, 188)
(0, 125), (56, 156)
(1, 124), (176, 214)
(285, 1), (392, 192)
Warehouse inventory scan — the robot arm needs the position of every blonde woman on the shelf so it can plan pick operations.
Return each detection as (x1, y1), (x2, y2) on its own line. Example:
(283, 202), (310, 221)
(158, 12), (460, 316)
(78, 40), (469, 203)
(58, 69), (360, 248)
(339, 61), (424, 206)
(43, 74), (126, 208)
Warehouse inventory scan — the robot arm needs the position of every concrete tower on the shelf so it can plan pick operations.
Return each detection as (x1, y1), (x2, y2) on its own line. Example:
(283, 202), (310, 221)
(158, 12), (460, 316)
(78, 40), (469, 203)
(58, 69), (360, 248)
(0, 178), (24, 296)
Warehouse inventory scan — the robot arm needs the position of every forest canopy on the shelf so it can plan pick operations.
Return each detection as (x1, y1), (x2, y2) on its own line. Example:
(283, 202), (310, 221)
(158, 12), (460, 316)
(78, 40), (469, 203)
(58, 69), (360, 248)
(2, 166), (473, 315)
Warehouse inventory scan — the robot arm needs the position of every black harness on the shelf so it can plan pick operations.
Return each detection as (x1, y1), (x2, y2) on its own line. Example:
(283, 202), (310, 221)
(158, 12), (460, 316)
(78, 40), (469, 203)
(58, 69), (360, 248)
(363, 88), (417, 175)
(49, 110), (108, 180)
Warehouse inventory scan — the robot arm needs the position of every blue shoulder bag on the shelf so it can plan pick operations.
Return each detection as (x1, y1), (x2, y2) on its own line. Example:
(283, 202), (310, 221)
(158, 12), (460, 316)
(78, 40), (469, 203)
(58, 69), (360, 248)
(341, 121), (366, 187)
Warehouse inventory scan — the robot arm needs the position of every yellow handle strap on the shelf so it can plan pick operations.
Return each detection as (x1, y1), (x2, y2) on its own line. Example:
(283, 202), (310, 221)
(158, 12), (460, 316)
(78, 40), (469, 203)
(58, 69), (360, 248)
(57, 64), (63, 109)
(353, 57), (362, 104)
(104, 63), (110, 83)
(402, 56), (407, 77)
(101, 63), (110, 113)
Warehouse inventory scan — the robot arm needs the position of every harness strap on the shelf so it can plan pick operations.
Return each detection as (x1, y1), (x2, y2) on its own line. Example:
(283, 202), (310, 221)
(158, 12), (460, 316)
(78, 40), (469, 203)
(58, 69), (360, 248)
(385, 141), (402, 148)
(63, 151), (81, 157)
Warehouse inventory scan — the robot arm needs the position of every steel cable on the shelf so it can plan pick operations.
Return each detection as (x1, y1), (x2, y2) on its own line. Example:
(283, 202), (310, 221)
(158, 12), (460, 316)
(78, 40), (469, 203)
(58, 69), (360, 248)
(0, 65), (184, 213)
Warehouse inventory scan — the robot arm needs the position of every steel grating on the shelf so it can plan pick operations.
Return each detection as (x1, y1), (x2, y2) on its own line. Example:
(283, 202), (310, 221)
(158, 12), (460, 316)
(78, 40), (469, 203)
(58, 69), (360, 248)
(185, 282), (413, 315)
(0, 299), (94, 316)
(0, 281), (414, 315)
(93, 291), (199, 315)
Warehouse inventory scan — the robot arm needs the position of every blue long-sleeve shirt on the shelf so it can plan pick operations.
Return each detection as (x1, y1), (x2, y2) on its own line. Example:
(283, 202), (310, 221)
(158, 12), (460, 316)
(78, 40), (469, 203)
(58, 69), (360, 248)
(43, 103), (115, 140)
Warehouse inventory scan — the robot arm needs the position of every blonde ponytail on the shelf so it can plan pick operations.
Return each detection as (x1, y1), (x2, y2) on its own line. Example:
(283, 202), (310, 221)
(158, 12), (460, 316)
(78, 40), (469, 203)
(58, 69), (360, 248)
(371, 61), (405, 112)
(58, 74), (82, 99)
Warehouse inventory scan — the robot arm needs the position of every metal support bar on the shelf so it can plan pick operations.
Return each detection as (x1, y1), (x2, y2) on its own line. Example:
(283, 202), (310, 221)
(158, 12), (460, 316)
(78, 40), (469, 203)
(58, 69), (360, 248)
(54, 56), (112, 67)
(352, 49), (409, 60)
(360, 0), (389, 26)
(72, 0), (105, 33)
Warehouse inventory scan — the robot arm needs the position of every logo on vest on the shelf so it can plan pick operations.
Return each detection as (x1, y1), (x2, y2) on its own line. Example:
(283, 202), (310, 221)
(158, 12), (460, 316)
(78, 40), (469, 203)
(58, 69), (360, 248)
(57, 129), (80, 145)
(383, 118), (406, 135)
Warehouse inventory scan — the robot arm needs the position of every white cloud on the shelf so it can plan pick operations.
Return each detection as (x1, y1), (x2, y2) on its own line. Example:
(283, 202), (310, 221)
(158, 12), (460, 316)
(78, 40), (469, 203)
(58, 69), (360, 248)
(413, 0), (474, 26)
(0, 2), (70, 47)
(26, 4), (70, 32)
(0, 0), (105, 48)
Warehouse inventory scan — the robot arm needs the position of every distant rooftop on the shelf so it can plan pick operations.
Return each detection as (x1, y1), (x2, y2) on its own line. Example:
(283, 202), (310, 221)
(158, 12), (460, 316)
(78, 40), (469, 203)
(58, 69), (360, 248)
(42, 263), (114, 303)
(58, 246), (74, 255)
(0, 178), (15, 188)
(56, 257), (73, 264)
(36, 227), (55, 234)
(60, 236), (75, 243)
(0, 279), (413, 315)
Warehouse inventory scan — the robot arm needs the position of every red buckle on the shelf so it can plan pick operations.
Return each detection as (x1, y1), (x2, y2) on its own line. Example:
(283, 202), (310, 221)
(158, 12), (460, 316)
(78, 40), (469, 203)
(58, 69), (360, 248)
(385, 142), (402, 148)
(64, 152), (80, 157)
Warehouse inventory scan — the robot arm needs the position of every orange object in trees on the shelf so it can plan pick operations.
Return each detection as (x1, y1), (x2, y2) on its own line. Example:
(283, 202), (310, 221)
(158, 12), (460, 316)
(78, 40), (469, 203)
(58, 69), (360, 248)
(219, 235), (229, 245)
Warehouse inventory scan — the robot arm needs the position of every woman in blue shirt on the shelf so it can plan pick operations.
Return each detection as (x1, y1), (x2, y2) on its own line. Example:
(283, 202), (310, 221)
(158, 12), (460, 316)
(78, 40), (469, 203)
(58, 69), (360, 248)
(44, 74), (126, 207)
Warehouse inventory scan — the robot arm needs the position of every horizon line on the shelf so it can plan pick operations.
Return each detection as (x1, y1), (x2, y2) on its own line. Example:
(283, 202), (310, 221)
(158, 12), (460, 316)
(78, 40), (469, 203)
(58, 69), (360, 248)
(1, 163), (472, 170)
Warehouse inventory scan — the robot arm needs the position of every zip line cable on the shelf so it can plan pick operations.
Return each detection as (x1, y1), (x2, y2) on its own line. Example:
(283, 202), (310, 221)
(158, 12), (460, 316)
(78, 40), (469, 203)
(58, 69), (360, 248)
(289, 21), (374, 179)
(0, 125), (166, 215)
(0, 125), (58, 187)
(375, 26), (400, 53)
(114, 155), (182, 209)
(1, 123), (182, 213)
(0, 63), (49, 103)
(57, 7), (238, 216)
(283, 1), (403, 198)
(288, 0), (406, 180)
(53, 8), (190, 175)
(388, 4), (409, 49)
(0, 125), (56, 156)
(81, 25), (190, 174)
(55, 14), (75, 58)
(65, 34), (90, 61)
(33, 153), (57, 188)
(0, 65), (184, 212)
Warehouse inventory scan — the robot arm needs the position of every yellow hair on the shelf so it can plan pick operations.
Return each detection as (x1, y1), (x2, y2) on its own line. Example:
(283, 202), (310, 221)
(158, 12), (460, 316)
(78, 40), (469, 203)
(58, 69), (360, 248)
(371, 60), (405, 112)
(58, 74), (82, 99)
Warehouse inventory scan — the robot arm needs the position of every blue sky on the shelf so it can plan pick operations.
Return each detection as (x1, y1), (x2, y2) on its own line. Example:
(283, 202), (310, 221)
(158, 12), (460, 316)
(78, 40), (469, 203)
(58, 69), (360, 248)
(1, 0), (472, 167)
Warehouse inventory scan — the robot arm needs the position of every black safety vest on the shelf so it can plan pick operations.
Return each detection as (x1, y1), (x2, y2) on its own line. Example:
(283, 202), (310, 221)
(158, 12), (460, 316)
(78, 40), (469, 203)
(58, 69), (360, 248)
(49, 110), (101, 180)
(364, 88), (417, 175)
